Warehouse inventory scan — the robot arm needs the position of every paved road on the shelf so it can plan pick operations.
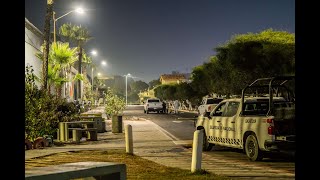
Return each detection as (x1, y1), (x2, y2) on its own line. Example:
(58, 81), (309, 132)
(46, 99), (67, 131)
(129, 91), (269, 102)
(124, 105), (196, 141)
(124, 105), (295, 179)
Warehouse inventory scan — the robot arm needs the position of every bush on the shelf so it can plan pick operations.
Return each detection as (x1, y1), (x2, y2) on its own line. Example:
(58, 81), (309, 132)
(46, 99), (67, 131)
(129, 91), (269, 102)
(104, 89), (126, 116)
(25, 65), (79, 141)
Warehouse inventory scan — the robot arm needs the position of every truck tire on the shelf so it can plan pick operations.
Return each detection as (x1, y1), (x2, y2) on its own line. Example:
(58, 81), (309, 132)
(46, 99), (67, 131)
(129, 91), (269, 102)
(202, 131), (213, 151)
(245, 134), (263, 161)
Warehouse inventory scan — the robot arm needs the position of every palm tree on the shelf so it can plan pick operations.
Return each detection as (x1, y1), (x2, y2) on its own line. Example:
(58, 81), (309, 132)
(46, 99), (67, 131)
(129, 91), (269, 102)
(42, 0), (55, 91)
(59, 23), (92, 100)
(36, 42), (77, 98)
(81, 51), (92, 82)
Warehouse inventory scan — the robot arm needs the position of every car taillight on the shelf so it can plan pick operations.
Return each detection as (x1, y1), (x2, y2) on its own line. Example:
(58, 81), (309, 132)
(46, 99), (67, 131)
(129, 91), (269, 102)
(267, 118), (274, 135)
(208, 106), (211, 111)
(266, 118), (273, 123)
(268, 126), (274, 135)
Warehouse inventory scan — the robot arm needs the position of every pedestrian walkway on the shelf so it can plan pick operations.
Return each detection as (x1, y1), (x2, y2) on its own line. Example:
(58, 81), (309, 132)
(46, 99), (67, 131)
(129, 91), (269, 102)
(25, 106), (294, 180)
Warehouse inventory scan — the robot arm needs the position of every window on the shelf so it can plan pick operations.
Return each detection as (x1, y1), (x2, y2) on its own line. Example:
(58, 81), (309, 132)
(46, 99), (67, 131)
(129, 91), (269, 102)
(223, 102), (240, 117)
(243, 102), (269, 115)
(211, 102), (227, 116)
(207, 98), (223, 104)
(148, 99), (160, 103)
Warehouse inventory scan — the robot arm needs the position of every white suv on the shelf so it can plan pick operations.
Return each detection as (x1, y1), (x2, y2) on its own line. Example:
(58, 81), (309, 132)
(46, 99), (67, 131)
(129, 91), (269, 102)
(144, 98), (163, 114)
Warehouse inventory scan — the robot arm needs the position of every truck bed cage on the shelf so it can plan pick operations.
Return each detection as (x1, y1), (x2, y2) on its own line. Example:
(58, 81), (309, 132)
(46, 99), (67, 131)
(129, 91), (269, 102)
(241, 76), (295, 116)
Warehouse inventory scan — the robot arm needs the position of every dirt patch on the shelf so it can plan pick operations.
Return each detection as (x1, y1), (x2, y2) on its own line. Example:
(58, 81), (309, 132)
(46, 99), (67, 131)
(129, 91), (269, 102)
(25, 149), (230, 180)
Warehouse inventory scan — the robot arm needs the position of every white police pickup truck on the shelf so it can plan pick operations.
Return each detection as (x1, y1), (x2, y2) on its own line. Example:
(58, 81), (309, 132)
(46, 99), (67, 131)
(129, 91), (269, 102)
(196, 76), (295, 161)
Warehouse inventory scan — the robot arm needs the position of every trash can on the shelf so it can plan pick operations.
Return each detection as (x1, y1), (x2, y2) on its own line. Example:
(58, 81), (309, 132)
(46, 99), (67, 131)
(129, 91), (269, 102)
(112, 115), (122, 133)
(93, 117), (105, 133)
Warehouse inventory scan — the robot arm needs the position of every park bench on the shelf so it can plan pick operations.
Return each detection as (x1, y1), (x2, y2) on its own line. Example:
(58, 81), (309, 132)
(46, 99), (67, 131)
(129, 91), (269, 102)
(25, 161), (126, 180)
(80, 116), (105, 133)
(58, 121), (97, 142)
(69, 127), (98, 143)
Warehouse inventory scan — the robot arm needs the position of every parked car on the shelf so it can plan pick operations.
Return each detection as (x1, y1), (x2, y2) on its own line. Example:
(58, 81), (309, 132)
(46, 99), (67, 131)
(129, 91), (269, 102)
(144, 98), (163, 114)
(197, 97), (223, 115)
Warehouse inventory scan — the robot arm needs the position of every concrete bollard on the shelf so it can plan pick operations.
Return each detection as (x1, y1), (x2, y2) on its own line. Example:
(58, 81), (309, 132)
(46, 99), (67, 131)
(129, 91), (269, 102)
(57, 129), (60, 141)
(64, 123), (69, 141)
(125, 124), (133, 155)
(59, 122), (65, 141)
(191, 129), (203, 173)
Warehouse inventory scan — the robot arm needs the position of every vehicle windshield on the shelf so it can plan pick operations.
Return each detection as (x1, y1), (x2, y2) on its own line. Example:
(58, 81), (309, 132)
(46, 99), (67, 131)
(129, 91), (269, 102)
(207, 98), (223, 104)
(148, 99), (160, 103)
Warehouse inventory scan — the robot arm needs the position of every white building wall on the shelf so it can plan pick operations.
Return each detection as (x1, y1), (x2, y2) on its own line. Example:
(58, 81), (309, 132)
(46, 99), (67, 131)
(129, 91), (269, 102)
(25, 18), (43, 87)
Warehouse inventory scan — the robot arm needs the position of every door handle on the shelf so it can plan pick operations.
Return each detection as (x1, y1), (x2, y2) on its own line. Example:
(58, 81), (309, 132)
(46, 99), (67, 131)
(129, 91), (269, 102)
(231, 121), (235, 123)
(217, 120), (221, 122)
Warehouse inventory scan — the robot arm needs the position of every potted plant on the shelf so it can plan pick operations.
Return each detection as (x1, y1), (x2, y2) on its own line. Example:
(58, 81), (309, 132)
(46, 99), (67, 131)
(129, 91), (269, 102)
(104, 89), (126, 133)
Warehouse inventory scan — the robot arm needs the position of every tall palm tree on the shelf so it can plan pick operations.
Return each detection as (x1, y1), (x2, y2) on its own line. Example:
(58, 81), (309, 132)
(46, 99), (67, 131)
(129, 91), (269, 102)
(42, 0), (54, 91)
(59, 23), (92, 100)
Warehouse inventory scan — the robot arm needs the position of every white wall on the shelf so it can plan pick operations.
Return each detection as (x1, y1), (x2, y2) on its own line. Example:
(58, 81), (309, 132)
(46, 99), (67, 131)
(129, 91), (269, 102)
(25, 18), (43, 87)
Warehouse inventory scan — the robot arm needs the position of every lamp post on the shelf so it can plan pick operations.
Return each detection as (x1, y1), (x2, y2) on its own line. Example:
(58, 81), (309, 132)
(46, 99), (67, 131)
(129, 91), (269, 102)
(53, 8), (84, 43)
(125, 73), (131, 106)
(90, 50), (97, 91)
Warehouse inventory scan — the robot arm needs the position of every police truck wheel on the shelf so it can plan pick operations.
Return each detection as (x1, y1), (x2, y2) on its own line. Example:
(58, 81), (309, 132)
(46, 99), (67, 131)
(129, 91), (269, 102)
(202, 131), (213, 151)
(245, 134), (263, 161)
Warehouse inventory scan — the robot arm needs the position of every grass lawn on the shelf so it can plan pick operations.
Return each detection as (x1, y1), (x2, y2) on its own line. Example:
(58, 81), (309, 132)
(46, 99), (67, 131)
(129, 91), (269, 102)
(25, 149), (230, 180)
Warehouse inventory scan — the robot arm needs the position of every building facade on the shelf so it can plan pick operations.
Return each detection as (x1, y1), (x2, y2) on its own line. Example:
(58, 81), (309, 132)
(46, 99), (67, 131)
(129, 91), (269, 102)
(159, 74), (189, 85)
(25, 18), (79, 101)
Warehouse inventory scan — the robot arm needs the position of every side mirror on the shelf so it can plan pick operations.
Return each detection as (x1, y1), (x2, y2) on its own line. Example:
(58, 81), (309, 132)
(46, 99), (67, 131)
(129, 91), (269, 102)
(205, 111), (211, 118)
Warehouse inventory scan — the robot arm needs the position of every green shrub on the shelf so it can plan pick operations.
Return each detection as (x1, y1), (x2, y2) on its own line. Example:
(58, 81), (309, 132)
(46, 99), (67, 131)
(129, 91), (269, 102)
(104, 89), (126, 116)
(25, 65), (79, 141)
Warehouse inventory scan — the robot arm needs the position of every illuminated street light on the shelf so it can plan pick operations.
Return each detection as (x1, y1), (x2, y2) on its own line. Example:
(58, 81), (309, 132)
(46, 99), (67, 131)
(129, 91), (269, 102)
(91, 50), (97, 56)
(97, 73), (101, 76)
(91, 50), (98, 91)
(53, 7), (85, 43)
(101, 61), (107, 66)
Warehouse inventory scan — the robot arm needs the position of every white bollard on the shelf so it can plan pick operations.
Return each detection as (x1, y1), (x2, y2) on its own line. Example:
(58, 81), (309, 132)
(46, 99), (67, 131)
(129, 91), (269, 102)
(191, 129), (203, 173)
(125, 124), (133, 154)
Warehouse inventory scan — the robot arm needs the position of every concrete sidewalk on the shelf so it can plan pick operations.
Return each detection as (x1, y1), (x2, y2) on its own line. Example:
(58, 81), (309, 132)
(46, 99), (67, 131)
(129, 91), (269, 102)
(25, 106), (294, 180)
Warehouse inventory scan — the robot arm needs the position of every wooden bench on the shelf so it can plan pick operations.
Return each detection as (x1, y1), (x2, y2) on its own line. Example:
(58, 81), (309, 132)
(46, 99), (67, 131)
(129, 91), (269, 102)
(69, 128), (98, 143)
(25, 161), (126, 180)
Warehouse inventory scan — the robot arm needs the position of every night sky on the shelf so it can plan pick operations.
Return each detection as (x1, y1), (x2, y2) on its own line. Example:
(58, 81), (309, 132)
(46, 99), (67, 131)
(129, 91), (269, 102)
(25, 0), (295, 83)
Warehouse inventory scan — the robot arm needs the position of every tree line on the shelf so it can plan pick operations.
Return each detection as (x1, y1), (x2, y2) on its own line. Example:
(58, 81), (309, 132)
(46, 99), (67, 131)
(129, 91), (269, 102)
(154, 29), (295, 105)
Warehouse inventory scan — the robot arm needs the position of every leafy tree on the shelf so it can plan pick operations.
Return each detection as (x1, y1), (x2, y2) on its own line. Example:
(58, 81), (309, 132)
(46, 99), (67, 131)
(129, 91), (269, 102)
(149, 79), (161, 88)
(190, 65), (211, 97)
(191, 29), (295, 96)
(154, 84), (177, 100)
(59, 23), (92, 99)
(104, 88), (126, 116)
(130, 80), (149, 93)
(174, 82), (195, 100)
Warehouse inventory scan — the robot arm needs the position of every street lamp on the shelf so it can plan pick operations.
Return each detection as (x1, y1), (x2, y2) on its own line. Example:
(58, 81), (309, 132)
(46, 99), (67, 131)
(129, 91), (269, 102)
(101, 61), (107, 66)
(90, 50), (98, 91)
(125, 73), (132, 105)
(53, 7), (85, 43)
